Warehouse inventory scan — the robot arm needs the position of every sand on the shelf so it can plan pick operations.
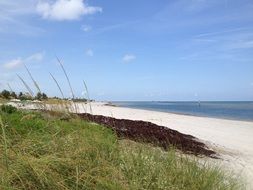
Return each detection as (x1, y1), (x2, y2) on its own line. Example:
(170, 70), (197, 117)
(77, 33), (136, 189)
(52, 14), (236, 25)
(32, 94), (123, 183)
(80, 102), (253, 189)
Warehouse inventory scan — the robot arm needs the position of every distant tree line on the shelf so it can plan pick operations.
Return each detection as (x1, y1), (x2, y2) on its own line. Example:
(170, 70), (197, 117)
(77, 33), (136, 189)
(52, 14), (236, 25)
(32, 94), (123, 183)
(0, 89), (95, 102)
(0, 90), (48, 101)
(72, 98), (89, 102)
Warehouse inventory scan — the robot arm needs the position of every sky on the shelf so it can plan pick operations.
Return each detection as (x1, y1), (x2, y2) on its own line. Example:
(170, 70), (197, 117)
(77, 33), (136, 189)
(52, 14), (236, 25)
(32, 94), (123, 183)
(0, 0), (253, 101)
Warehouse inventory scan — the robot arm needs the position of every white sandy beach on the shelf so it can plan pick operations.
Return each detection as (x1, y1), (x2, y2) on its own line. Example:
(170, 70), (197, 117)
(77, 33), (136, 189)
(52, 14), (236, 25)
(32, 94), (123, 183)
(79, 102), (253, 189)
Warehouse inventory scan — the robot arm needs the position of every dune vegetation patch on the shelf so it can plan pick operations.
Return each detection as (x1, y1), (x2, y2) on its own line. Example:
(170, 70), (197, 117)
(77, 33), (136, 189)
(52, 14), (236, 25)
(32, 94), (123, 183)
(0, 109), (243, 190)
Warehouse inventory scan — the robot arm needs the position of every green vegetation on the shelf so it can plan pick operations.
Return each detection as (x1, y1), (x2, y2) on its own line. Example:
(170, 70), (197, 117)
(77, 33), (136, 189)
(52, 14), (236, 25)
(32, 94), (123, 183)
(35, 92), (48, 101)
(0, 105), (17, 114)
(0, 90), (49, 101)
(0, 90), (11, 99)
(0, 89), (89, 104)
(0, 108), (242, 190)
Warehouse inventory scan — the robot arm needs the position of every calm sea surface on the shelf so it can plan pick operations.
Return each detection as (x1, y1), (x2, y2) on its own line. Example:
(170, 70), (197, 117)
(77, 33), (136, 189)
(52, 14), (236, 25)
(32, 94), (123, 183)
(113, 101), (253, 121)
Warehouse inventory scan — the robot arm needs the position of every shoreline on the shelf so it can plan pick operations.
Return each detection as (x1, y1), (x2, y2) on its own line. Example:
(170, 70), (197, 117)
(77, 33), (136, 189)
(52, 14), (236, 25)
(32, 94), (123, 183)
(113, 104), (253, 122)
(111, 102), (253, 122)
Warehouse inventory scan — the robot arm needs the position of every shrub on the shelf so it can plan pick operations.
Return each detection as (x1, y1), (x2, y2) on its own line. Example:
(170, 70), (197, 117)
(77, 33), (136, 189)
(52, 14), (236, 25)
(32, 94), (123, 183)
(0, 90), (11, 99)
(35, 92), (48, 100)
(0, 104), (17, 114)
(11, 92), (17, 99)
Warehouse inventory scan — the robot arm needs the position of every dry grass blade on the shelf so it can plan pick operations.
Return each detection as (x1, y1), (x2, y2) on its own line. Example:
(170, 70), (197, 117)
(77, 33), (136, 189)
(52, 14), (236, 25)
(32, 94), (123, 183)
(49, 72), (70, 112)
(83, 80), (92, 114)
(17, 74), (34, 97)
(24, 63), (41, 94)
(22, 64), (47, 110)
(49, 73), (65, 99)
(56, 56), (74, 99)
(56, 56), (77, 113)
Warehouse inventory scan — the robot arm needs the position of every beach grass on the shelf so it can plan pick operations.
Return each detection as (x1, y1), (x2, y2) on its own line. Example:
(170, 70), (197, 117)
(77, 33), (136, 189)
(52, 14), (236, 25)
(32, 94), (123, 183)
(0, 108), (243, 190)
(56, 57), (78, 113)
(23, 63), (41, 94)
(16, 74), (34, 97)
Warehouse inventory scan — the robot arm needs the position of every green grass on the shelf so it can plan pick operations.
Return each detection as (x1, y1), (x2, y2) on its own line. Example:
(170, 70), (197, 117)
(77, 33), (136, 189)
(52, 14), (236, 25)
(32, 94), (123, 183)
(0, 109), (243, 190)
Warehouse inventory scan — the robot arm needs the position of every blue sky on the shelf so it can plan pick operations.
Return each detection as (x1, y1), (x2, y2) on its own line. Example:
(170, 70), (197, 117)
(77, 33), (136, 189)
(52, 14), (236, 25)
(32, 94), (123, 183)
(0, 0), (253, 101)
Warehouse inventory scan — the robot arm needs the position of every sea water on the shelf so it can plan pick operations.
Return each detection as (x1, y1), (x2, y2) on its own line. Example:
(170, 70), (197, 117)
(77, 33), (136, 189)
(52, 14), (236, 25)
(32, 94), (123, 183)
(113, 101), (253, 121)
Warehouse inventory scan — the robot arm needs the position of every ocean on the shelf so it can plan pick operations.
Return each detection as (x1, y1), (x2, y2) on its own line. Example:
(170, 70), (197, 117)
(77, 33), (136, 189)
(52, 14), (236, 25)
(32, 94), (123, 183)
(113, 101), (253, 121)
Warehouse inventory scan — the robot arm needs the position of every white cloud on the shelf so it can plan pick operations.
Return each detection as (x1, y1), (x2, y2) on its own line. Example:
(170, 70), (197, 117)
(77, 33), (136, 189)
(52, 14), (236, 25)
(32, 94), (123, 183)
(81, 24), (92, 32)
(186, 0), (215, 11)
(3, 58), (23, 69)
(25, 52), (44, 62)
(85, 49), (94, 57)
(3, 52), (44, 70)
(36, 0), (102, 21)
(194, 28), (247, 38)
(0, 1), (44, 36)
(0, 1), (36, 17)
(228, 40), (253, 50)
(122, 54), (136, 63)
